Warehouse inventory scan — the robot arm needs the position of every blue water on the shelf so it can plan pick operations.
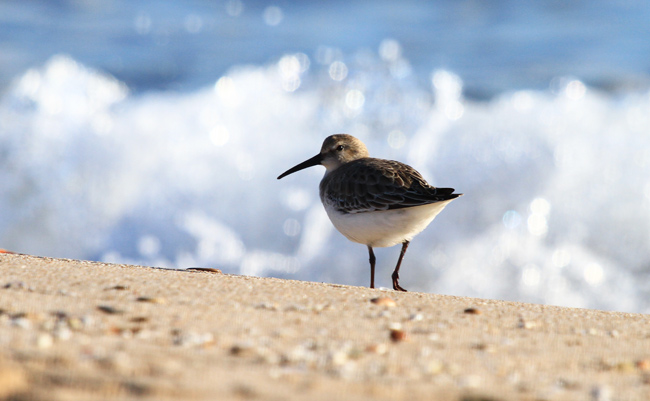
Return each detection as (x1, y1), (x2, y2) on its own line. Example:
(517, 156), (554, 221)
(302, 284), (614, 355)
(1, 1), (650, 313)
(3, 0), (650, 95)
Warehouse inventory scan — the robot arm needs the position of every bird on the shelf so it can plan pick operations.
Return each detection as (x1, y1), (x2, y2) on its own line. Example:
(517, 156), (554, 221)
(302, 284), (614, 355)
(277, 134), (461, 291)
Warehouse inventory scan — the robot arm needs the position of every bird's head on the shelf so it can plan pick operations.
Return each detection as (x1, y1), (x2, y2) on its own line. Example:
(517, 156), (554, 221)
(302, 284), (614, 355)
(277, 134), (369, 179)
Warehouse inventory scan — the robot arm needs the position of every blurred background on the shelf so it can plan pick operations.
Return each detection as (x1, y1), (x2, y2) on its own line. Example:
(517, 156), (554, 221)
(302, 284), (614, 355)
(1, 0), (649, 313)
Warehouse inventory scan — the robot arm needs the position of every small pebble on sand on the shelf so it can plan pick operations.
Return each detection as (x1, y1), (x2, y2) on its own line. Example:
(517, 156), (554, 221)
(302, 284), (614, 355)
(371, 297), (396, 307)
(187, 267), (222, 273)
(97, 305), (124, 315)
(136, 296), (166, 304)
(390, 328), (409, 342)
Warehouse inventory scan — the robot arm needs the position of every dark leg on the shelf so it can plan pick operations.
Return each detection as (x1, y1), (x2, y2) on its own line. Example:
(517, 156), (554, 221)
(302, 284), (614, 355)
(367, 246), (376, 289)
(392, 241), (410, 292)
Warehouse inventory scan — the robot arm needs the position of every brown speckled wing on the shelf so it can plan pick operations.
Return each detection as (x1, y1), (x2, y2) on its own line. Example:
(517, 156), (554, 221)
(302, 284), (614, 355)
(320, 158), (460, 214)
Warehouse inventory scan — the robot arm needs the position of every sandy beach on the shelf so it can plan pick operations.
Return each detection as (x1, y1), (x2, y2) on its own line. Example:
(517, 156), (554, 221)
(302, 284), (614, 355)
(0, 253), (648, 400)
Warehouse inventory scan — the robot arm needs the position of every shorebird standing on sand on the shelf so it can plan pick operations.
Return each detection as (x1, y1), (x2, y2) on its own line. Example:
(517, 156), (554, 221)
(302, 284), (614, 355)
(278, 134), (461, 292)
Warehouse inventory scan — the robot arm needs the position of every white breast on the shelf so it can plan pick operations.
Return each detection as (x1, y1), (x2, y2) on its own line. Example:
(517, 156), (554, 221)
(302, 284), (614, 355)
(322, 200), (456, 248)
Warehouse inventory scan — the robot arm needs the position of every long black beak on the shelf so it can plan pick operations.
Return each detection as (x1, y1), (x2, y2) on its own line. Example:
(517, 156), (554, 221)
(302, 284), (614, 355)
(277, 154), (322, 179)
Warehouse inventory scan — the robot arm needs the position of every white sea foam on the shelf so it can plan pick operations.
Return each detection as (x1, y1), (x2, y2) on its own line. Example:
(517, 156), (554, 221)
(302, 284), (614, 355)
(1, 54), (649, 312)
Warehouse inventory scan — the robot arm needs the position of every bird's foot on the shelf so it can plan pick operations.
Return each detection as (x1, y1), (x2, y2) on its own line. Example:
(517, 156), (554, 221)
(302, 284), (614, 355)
(391, 272), (408, 292)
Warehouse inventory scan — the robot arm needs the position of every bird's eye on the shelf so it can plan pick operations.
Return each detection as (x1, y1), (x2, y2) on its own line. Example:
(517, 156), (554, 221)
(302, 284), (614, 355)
(336, 145), (345, 151)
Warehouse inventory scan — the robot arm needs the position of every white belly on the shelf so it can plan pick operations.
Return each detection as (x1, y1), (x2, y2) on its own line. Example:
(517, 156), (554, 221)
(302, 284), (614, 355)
(323, 200), (456, 248)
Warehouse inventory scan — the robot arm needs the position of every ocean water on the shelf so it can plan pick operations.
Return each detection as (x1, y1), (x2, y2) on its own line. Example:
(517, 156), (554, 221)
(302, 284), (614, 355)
(1, 1), (649, 313)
